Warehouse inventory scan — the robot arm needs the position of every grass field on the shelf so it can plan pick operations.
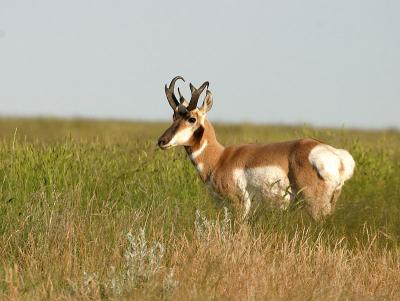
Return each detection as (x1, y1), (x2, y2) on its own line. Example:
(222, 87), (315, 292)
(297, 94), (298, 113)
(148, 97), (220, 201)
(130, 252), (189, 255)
(0, 118), (399, 300)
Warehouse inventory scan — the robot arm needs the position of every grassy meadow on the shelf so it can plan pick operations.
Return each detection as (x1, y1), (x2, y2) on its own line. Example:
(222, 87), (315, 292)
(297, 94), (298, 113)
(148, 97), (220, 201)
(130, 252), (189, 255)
(0, 117), (400, 300)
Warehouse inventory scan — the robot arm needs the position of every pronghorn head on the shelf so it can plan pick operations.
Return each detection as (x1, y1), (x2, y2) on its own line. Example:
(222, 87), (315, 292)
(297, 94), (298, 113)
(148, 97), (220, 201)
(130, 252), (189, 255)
(158, 76), (213, 150)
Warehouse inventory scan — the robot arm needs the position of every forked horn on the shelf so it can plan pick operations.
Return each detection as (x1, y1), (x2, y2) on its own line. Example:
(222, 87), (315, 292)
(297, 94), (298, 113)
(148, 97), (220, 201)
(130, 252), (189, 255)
(187, 81), (209, 111)
(164, 76), (185, 109)
(177, 88), (186, 104)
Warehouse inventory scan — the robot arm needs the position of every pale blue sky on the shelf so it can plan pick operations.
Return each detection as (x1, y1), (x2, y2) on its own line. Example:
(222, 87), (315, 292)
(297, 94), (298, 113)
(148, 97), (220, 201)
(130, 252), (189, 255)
(0, 1), (399, 128)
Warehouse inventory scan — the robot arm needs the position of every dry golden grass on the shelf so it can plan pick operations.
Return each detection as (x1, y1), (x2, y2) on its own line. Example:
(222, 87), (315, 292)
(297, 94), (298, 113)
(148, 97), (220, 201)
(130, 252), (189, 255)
(4, 214), (400, 301)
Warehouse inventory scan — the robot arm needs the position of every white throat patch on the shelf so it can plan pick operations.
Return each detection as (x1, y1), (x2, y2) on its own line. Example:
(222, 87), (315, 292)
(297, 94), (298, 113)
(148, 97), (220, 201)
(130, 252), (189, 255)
(196, 163), (204, 172)
(190, 140), (208, 161)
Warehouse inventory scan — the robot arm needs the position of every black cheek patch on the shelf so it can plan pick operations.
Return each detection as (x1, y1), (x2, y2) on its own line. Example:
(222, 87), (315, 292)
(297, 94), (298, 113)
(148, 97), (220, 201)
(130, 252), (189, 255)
(193, 125), (204, 143)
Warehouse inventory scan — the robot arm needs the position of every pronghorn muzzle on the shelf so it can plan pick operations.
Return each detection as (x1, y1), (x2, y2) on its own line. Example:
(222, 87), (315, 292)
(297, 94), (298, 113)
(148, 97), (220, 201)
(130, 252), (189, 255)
(157, 121), (180, 150)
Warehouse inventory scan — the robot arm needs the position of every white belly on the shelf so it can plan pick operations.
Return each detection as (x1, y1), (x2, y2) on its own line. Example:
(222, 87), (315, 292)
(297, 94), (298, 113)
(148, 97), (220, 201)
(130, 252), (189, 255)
(233, 166), (291, 209)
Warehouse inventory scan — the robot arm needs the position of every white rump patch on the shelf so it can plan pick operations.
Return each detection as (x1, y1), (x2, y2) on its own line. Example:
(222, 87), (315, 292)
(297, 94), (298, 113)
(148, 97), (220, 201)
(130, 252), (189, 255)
(334, 148), (355, 181)
(233, 165), (291, 214)
(308, 144), (355, 189)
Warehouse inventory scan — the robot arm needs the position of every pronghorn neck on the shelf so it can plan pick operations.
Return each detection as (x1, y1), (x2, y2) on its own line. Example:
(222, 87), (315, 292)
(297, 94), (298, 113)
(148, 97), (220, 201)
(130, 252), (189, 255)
(185, 119), (224, 181)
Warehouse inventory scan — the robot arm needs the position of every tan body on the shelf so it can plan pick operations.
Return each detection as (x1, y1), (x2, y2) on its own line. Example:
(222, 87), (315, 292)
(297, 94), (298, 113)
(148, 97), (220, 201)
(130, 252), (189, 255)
(184, 120), (354, 219)
(158, 76), (355, 220)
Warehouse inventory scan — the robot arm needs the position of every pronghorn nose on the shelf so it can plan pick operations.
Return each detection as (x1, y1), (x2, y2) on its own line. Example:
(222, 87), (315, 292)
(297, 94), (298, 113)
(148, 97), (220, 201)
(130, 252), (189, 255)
(158, 137), (168, 148)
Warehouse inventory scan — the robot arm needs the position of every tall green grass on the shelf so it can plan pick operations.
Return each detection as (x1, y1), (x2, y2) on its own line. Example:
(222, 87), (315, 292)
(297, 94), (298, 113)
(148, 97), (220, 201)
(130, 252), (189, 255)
(0, 118), (399, 300)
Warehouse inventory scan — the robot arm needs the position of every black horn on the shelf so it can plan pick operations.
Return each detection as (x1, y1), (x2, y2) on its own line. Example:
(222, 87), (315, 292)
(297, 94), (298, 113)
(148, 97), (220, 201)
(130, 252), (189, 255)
(164, 76), (185, 109)
(187, 81), (209, 111)
(177, 87), (186, 104)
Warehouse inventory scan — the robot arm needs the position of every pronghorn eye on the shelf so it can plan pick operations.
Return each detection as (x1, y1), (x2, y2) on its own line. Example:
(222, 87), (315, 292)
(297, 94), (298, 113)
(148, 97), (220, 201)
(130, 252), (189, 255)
(188, 117), (196, 124)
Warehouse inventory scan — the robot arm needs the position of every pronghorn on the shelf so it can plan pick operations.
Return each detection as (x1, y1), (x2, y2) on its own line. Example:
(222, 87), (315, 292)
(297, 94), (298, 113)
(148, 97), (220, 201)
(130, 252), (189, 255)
(158, 76), (355, 220)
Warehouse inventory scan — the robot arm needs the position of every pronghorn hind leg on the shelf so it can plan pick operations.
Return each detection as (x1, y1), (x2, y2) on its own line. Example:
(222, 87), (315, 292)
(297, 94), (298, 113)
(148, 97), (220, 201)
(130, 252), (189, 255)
(242, 191), (252, 220)
(303, 195), (332, 221)
(308, 197), (332, 221)
(301, 183), (335, 221)
(330, 188), (342, 211)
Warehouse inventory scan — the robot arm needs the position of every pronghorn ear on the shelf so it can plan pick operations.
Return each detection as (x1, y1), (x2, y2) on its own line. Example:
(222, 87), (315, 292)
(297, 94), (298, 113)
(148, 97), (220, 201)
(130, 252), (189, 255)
(199, 90), (213, 114)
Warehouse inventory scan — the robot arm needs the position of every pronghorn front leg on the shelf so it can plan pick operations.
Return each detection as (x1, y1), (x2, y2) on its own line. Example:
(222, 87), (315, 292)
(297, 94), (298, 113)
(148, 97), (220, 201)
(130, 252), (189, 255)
(233, 169), (252, 219)
(242, 191), (252, 219)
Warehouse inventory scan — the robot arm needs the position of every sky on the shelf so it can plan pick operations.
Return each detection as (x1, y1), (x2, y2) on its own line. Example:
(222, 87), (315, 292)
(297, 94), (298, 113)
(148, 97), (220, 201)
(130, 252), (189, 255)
(0, 0), (399, 129)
